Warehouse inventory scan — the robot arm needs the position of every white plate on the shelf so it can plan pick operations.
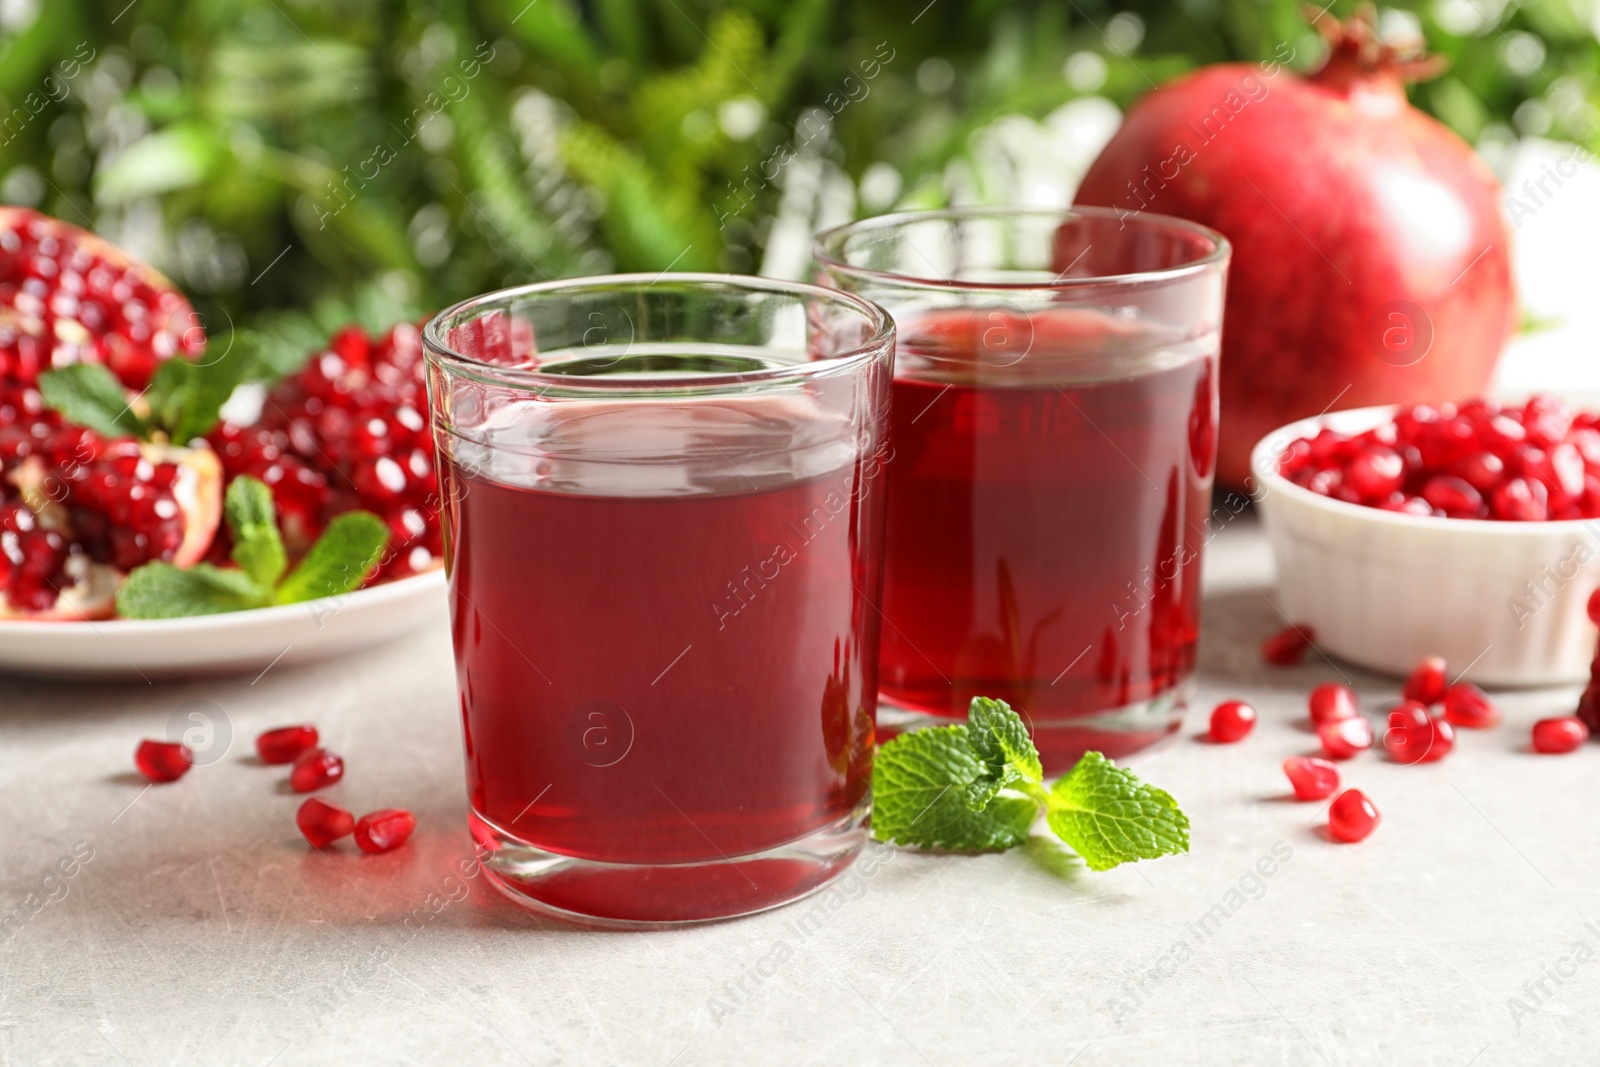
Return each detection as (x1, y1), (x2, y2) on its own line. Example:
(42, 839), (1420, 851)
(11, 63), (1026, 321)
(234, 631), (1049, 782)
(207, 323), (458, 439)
(0, 569), (448, 681)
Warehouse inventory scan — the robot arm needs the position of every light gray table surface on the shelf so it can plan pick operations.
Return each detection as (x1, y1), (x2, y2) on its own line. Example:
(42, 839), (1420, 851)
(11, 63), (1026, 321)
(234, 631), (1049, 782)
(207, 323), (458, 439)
(3, 514), (1597, 1066)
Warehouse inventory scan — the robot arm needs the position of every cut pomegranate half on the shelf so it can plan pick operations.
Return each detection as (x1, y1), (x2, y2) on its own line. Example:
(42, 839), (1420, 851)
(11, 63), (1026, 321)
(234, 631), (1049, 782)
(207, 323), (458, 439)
(0, 207), (203, 389)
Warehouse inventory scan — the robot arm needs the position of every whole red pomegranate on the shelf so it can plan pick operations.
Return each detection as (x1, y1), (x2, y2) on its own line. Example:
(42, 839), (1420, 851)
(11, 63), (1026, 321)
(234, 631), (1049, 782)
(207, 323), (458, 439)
(1073, 8), (1516, 486)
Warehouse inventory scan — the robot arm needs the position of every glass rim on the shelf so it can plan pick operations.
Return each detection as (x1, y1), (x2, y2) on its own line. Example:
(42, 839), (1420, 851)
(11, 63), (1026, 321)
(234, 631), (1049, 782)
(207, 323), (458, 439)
(812, 205), (1231, 292)
(421, 272), (896, 393)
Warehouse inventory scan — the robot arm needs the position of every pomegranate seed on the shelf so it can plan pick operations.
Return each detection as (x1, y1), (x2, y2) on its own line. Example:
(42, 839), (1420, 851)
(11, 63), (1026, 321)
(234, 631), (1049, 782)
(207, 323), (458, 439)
(1442, 683), (1499, 728)
(290, 748), (345, 792)
(1587, 588), (1600, 626)
(1328, 789), (1381, 842)
(1261, 623), (1315, 666)
(134, 739), (193, 782)
(296, 797), (355, 847)
(1308, 682), (1358, 725)
(1420, 475), (1483, 518)
(1532, 717), (1589, 754)
(257, 724), (319, 765)
(1208, 699), (1256, 743)
(1383, 702), (1454, 764)
(354, 808), (416, 854)
(1344, 446), (1404, 500)
(1283, 756), (1340, 801)
(1401, 656), (1448, 705)
(1318, 716), (1373, 760)
(1491, 477), (1549, 521)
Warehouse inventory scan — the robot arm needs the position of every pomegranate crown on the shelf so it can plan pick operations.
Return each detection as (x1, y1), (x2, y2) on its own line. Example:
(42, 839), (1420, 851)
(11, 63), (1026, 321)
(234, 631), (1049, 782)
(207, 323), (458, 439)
(1304, 2), (1450, 90)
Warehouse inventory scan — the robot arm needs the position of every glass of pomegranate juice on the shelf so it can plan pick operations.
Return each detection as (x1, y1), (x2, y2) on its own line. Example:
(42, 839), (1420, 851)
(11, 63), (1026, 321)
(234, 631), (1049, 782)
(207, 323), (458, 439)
(816, 207), (1229, 770)
(422, 275), (894, 925)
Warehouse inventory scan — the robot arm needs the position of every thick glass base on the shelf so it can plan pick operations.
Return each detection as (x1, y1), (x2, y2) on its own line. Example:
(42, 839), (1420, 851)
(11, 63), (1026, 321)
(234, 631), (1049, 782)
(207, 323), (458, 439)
(469, 800), (870, 928)
(877, 680), (1191, 772)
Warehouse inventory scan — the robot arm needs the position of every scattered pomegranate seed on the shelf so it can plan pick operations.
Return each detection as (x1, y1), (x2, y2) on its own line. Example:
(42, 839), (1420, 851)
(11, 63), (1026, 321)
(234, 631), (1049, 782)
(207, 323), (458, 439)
(1532, 717), (1589, 754)
(257, 724), (320, 765)
(134, 739), (193, 783)
(1308, 682), (1358, 725)
(1318, 716), (1373, 760)
(1283, 756), (1340, 801)
(296, 797), (355, 847)
(1383, 702), (1454, 764)
(1587, 588), (1600, 626)
(1208, 700), (1256, 743)
(1261, 623), (1315, 666)
(1401, 656), (1448, 705)
(290, 748), (344, 792)
(1441, 683), (1499, 728)
(354, 808), (416, 854)
(1328, 789), (1381, 842)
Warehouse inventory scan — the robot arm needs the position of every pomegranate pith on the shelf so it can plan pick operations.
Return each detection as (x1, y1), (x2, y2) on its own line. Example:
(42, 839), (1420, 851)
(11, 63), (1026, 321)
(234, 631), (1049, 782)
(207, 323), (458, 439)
(296, 797), (356, 847)
(290, 748), (344, 792)
(1328, 789), (1381, 843)
(354, 808), (416, 854)
(1208, 699), (1256, 743)
(257, 725), (320, 765)
(135, 739), (193, 782)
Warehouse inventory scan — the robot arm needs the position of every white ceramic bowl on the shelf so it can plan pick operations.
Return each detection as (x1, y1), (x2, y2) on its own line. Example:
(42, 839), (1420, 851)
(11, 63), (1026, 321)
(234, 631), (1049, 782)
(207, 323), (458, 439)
(0, 569), (447, 681)
(1252, 407), (1600, 686)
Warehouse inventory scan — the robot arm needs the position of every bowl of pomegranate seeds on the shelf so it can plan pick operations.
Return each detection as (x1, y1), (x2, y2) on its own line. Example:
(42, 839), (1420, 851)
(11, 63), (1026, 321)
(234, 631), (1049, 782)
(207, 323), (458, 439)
(1251, 397), (1600, 685)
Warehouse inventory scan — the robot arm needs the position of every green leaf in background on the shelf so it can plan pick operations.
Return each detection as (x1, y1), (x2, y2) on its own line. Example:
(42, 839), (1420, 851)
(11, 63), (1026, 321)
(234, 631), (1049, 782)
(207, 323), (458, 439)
(224, 476), (287, 590)
(1045, 752), (1191, 872)
(0, 0), (1585, 345)
(37, 365), (145, 439)
(92, 122), (222, 203)
(115, 563), (269, 619)
(274, 511), (390, 604)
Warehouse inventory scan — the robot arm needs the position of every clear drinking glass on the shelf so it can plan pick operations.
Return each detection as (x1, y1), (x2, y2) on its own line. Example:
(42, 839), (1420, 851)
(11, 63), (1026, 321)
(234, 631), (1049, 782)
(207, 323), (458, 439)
(422, 275), (894, 925)
(815, 207), (1230, 771)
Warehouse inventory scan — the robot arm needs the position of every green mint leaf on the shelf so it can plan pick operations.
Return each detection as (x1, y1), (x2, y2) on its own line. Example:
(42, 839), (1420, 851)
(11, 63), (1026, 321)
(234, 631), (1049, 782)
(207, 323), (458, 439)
(872, 725), (1039, 851)
(273, 511), (390, 604)
(116, 562), (270, 619)
(144, 351), (250, 444)
(37, 364), (145, 438)
(968, 696), (1043, 782)
(224, 476), (286, 590)
(1045, 751), (1190, 872)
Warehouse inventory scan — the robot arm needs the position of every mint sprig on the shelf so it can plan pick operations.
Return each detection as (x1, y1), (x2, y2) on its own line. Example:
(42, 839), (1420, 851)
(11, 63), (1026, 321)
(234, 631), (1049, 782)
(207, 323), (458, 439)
(38, 350), (252, 445)
(116, 476), (390, 619)
(872, 697), (1190, 871)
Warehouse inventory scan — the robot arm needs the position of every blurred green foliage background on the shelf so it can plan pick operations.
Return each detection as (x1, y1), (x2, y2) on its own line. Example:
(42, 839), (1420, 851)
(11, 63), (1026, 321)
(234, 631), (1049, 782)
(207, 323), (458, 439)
(0, 0), (1591, 338)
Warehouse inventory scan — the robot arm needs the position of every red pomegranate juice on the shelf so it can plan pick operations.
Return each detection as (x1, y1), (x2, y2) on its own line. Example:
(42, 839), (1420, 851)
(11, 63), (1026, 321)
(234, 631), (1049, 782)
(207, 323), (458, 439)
(444, 401), (881, 871)
(880, 308), (1217, 767)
